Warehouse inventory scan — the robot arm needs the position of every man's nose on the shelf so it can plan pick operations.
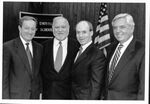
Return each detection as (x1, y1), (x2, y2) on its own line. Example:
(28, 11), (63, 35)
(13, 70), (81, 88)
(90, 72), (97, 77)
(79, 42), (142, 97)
(116, 27), (121, 32)
(58, 27), (63, 31)
(28, 29), (33, 34)
(78, 33), (83, 37)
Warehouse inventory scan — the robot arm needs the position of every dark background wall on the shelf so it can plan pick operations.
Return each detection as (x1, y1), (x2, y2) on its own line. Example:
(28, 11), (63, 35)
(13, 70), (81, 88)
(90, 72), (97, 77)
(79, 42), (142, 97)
(3, 2), (145, 43)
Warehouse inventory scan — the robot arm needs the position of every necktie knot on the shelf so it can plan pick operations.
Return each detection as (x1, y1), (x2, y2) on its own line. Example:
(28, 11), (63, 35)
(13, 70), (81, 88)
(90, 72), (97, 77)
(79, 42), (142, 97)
(118, 44), (123, 48)
(117, 44), (123, 52)
(26, 43), (29, 46)
(79, 47), (83, 52)
(119, 44), (123, 47)
(59, 41), (62, 45)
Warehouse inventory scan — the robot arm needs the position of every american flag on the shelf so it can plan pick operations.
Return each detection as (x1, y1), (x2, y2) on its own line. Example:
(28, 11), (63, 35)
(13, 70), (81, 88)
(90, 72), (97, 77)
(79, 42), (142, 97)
(94, 3), (111, 50)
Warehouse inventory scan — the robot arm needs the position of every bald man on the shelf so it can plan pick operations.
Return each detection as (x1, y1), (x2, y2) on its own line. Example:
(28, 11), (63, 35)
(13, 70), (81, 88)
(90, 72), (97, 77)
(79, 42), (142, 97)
(71, 20), (106, 99)
(41, 16), (79, 99)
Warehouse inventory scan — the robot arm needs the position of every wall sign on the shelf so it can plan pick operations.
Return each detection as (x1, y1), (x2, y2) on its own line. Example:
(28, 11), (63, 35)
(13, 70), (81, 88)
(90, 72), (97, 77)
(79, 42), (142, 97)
(20, 11), (62, 38)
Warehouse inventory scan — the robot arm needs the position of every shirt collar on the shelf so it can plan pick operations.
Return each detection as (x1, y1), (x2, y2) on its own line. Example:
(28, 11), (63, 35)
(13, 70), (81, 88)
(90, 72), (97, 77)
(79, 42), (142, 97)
(20, 35), (32, 46)
(81, 41), (92, 52)
(54, 37), (68, 46)
(120, 35), (133, 46)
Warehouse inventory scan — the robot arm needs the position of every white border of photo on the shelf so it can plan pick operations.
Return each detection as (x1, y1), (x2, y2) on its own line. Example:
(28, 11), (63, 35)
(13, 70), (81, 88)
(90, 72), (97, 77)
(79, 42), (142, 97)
(0, 0), (149, 104)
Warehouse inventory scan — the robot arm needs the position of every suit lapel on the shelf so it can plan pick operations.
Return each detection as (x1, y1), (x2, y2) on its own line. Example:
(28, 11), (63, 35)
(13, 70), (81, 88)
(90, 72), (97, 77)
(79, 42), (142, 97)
(73, 43), (93, 67)
(109, 39), (135, 84)
(59, 38), (74, 73)
(32, 41), (39, 76)
(49, 39), (55, 71)
(14, 37), (32, 77)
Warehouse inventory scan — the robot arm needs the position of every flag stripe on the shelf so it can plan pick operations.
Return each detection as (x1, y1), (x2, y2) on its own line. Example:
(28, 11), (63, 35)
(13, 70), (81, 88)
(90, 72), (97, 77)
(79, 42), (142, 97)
(100, 15), (108, 23)
(99, 42), (111, 49)
(94, 35), (99, 43)
(94, 3), (111, 50)
(96, 25), (100, 32)
(98, 40), (111, 49)
(100, 24), (109, 33)
(100, 20), (109, 27)
(97, 24), (109, 33)
(97, 33), (110, 43)
(99, 29), (110, 37)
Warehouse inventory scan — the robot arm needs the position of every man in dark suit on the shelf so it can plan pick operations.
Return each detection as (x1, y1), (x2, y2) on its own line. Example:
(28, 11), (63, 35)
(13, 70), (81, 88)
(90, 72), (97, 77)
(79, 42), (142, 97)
(41, 16), (79, 99)
(106, 13), (145, 100)
(3, 16), (43, 99)
(71, 20), (106, 99)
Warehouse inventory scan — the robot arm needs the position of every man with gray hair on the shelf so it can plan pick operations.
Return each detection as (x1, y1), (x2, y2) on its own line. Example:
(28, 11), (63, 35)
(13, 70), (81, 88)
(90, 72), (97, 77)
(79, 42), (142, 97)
(41, 16), (79, 99)
(105, 13), (145, 100)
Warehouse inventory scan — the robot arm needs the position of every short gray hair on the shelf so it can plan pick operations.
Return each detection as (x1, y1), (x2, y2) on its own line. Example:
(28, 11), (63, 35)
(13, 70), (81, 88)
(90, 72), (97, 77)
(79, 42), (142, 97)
(112, 13), (135, 26)
(52, 16), (69, 27)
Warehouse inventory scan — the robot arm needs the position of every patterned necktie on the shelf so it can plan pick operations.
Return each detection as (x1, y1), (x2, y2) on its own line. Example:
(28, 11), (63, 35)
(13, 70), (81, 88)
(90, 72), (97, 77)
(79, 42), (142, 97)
(109, 44), (123, 82)
(54, 41), (63, 72)
(25, 43), (32, 70)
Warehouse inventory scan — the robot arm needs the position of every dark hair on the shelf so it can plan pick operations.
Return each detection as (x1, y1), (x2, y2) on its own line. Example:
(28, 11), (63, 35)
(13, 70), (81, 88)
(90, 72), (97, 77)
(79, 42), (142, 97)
(19, 16), (37, 27)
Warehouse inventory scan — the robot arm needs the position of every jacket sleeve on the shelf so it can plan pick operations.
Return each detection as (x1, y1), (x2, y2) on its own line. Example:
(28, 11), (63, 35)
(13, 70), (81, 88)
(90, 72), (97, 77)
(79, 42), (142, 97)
(3, 45), (11, 99)
(89, 50), (106, 99)
(137, 53), (145, 100)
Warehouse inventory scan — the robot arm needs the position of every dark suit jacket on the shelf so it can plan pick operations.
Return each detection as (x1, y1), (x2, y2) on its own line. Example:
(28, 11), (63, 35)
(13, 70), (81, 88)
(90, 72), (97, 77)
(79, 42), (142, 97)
(71, 43), (106, 100)
(41, 37), (79, 99)
(106, 38), (145, 100)
(3, 37), (43, 99)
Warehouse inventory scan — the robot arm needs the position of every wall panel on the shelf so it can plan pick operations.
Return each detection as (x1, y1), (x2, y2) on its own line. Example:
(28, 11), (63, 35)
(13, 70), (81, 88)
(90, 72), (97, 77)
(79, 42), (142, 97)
(3, 2), (145, 43)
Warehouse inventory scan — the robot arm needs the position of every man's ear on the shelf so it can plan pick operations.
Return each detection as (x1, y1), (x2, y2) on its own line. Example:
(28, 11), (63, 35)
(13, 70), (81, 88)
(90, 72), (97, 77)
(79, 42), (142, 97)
(90, 31), (93, 37)
(18, 25), (21, 31)
(131, 25), (135, 33)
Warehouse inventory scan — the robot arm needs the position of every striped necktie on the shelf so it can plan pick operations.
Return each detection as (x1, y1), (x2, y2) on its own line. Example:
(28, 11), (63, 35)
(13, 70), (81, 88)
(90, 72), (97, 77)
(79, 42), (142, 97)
(109, 44), (123, 82)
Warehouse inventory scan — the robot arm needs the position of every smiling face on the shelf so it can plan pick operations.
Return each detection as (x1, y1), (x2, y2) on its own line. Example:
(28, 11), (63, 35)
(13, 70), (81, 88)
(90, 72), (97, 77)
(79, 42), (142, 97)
(19, 19), (37, 43)
(52, 17), (69, 41)
(76, 21), (93, 46)
(112, 18), (134, 44)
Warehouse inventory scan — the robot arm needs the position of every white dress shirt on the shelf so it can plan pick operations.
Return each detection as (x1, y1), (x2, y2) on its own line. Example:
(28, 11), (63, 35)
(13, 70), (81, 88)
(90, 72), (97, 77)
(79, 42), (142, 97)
(74, 41), (92, 62)
(20, 35), (33, 57)
(81, 41), (92, 53)
(109, 35), (133, 69)
(53, 38), (68, 66)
